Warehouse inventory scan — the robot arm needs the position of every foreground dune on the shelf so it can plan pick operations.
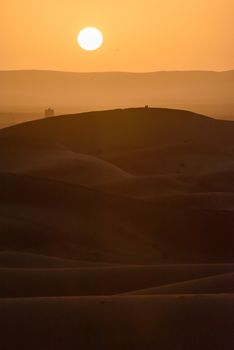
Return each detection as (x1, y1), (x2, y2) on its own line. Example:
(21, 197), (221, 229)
(0, 295), (233, 350)
(0, 264), (234, 298)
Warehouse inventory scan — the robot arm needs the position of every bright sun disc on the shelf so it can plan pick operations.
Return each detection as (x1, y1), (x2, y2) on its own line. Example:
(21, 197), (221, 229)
(77, 27), (103, 51)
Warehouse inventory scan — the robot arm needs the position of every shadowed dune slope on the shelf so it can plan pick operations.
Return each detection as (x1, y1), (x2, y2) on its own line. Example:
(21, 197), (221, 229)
(0, 295), (233, 350)
(0, 138), (131, 185)
(24, 152), (131, 186)
(1, 109), (234, 156)
(1, 109), (234, 262)
(95, 174), (197, 197)
(0, 108), (234, 349)
(125, 272), (234, 295)
(183, 169), (234, 192)
(104, 141), (234, 175)
(0, 264), (234, 298)
(0, 252), (113, 268)
(1, 108), (234, 178)
(1, 172), (234, 262)
(150, 192), (234, 210)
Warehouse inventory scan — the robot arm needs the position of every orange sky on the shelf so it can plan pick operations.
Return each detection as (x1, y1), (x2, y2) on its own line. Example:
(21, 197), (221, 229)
(1, 0), (233, 72)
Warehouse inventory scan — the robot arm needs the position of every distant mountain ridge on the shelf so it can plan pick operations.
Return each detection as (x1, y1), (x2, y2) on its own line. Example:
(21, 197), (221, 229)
(0, 70), (233, 120)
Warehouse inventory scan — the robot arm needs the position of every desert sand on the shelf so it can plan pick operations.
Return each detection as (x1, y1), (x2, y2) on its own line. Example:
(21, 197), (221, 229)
(0, 108), (234, 349)
(0, 295), (234, 349)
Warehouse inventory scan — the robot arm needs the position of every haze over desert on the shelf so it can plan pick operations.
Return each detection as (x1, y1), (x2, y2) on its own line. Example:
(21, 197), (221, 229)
(1, 0), (234, 349)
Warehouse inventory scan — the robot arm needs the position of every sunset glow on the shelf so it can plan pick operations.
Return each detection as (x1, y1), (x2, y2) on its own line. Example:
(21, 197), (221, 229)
(1, 0), (233, 71)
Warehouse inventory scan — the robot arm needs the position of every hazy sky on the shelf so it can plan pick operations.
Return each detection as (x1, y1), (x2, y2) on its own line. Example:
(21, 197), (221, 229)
(1, 0), (233, 72)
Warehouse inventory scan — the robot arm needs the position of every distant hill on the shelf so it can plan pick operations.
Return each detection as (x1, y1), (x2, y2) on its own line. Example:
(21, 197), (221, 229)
(1, 107), (234, 154)
(0, 70), (233, 124)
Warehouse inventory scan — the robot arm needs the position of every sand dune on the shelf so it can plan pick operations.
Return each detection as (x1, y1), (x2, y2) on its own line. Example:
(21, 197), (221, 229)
(126, 272), (234, 295)
(104, 142), (234, 175)
(1, 108), (234, 179)
(95, 174), (197, 196)
(0, 172), (157, 262)
(1, 264), (234, 298)
(0, 295), (233, 350)
(0, 108), (234, 348)
(0, 251), (113, 268)
(150, 192), (234, 210)
(1, 172), (234, 262)
(2, 108), (234, 156)
(0, 137), (130, 185)
(25, 151), (131, 186)
(185, 169), (234, 192)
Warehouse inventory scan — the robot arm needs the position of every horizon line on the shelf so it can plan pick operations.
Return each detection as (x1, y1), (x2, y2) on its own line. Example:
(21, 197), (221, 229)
(0, 69), (234, 74)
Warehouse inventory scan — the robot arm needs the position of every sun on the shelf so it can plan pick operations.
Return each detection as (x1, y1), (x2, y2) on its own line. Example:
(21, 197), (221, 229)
(77, 27), (103, 51)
